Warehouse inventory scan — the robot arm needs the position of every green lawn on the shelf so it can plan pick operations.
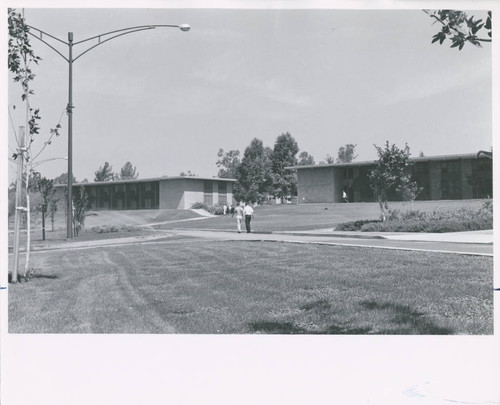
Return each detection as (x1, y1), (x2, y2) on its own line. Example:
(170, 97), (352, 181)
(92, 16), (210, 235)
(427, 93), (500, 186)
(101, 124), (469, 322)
(9, 240), (493, 334)
(158, 200), (489, 233)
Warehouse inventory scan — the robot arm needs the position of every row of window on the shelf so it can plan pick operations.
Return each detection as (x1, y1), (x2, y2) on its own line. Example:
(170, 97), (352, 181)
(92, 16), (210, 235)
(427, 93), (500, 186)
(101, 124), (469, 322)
(341, 159), (492, 201)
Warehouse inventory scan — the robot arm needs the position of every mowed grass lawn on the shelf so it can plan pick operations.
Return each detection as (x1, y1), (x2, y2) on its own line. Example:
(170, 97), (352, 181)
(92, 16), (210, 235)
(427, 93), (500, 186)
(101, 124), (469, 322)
(159, 199), (489, 233)
(9, 240), (493, 334)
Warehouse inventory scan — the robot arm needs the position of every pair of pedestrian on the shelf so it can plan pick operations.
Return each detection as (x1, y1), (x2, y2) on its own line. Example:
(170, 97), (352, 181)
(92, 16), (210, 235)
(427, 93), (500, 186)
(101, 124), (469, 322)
(232, 202), (254, 233)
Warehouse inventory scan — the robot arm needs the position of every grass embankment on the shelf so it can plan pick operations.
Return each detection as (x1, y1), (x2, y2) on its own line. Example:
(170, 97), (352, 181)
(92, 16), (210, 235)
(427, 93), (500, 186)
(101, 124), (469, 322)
(9, 241), (493, 335)
(7, 209), (201, 247)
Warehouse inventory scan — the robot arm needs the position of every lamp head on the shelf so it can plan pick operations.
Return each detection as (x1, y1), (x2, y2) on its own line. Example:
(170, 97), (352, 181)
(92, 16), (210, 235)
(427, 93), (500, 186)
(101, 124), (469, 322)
(179, 24), (191, 32)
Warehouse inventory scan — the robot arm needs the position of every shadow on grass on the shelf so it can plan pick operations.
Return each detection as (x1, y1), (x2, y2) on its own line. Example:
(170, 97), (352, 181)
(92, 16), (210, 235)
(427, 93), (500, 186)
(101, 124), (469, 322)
(360, 300), (454, 335)
(248, 320), (371, 335)
(249, 321), (306, 334)
(300, 299), (331, 312)
(31, 274), (58, 279)
(8, 272), (58, 283)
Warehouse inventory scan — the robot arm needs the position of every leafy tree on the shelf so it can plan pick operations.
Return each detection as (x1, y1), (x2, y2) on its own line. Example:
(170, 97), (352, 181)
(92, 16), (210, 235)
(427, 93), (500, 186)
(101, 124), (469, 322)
(271, 132), (299, 198)
(72, 186), (90, 237)
(8, 8), (43, 151)
(120, 161), (139, 180)
(298, 151), (315, 166)
(49, 195), (59, 232)
(53, 172), (77, 185)
(425, 10), (492, 50)
(324, 154), (335, 164)
(216, 149), (241, 178)
(179, 170), (197, 177)
(32, 173), (56, 240)
(337, 144), (358, 163)
(94, 162), (115, 182)
(368, 142), (421, 221)
(234, 138), (273, 204)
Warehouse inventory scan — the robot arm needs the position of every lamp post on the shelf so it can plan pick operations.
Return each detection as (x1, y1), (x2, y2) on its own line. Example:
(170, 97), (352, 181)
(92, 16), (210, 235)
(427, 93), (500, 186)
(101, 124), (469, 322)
(27, 23), (190, 238)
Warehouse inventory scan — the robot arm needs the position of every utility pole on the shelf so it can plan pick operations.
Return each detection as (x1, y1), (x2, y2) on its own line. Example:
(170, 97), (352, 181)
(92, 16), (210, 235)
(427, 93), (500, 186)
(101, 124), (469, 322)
(12, 127), (26, 284)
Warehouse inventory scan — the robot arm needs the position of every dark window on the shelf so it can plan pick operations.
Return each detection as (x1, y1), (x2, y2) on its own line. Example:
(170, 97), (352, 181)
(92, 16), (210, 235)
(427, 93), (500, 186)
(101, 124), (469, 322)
(344, 167), (353, 180)
(441, 160), (461, 199)
(470, 158), (492, 198)
(204, 181), (213, 206)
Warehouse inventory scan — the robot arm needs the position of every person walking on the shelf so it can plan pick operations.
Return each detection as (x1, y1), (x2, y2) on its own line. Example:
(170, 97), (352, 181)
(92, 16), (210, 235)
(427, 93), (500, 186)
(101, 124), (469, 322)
(243, 202), (254, 233)
(232, 202), (244, 233)
(343, 190), (349, 203)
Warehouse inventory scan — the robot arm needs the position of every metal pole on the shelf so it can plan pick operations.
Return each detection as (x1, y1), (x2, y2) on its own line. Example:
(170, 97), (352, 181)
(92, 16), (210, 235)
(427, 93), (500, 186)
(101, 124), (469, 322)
(12, 127), (25, 283)
(67, 32), (73, 239)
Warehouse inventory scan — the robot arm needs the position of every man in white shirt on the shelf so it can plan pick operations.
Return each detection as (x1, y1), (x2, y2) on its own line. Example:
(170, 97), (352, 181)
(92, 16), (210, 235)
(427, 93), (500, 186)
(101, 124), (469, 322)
(243, 203), (254, 233)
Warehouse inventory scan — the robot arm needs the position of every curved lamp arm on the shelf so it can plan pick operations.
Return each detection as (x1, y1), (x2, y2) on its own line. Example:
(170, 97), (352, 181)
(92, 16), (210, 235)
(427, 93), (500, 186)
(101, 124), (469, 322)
(26, 25), (69, 61)
(26, 23), (190, 62)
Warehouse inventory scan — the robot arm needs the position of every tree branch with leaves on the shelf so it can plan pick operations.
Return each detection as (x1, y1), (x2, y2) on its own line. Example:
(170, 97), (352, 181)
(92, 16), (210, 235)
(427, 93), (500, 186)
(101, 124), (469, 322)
(425, 9), (492, 50)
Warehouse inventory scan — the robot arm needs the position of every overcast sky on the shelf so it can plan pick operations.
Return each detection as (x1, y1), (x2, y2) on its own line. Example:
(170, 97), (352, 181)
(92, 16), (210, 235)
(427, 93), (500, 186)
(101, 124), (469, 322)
(7, 7), (492, 183)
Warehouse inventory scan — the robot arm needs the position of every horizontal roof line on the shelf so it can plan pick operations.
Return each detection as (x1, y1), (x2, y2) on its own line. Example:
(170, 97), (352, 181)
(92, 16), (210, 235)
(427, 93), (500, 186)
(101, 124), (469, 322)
(54, 176), (236, 187)
(287, 152), (486, 170)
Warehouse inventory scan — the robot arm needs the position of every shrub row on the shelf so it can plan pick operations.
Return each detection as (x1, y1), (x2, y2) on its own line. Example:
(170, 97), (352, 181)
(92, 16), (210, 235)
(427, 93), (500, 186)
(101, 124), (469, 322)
(91, 225), (137, 234)
(335, 200), (493, 233)
(191, 202), (226, 215)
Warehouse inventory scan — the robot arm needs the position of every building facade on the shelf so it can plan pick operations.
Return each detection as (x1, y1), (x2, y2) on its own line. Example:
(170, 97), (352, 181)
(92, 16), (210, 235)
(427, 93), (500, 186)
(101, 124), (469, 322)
(292, 153), (492, 203)
(55, 176), (236, 210)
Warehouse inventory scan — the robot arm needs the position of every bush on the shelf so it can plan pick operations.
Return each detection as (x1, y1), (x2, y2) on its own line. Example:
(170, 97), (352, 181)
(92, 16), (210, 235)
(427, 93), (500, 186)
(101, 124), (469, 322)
(335, 204), (493, 233)
(335, 219), (381, 231)
(191, 202), (226, 215)
(191, 202), (209, 210)
(91, 225), (123, 234)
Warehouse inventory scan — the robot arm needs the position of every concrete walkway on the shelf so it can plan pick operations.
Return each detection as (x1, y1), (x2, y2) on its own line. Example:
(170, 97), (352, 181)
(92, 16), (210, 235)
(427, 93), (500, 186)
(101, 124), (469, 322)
(275, 228), (493, 244)
(9, 228), (493, 256)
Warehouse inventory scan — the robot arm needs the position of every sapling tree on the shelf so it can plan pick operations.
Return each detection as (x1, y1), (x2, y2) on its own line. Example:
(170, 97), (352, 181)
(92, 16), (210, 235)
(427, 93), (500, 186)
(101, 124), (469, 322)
(49, 195), (59, 232)
(72, 186), (90, 237)
(368, 142), (421, 222)
(32, 173), (57, 240)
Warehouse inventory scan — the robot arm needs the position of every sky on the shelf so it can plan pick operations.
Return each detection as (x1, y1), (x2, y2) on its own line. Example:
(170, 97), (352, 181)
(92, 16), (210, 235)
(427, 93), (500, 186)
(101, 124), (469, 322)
(6, 6), (493, 185)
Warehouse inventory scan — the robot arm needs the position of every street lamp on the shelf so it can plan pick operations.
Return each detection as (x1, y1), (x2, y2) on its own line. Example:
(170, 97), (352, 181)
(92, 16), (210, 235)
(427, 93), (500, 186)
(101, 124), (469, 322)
(30, 156), (68, 171)
(27, 23), (190, 238)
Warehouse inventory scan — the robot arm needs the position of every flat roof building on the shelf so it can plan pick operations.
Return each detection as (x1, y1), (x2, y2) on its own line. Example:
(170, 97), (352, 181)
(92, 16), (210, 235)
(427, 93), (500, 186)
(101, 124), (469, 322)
(289, 153), (492, 203)
(55, 176), (236, 210)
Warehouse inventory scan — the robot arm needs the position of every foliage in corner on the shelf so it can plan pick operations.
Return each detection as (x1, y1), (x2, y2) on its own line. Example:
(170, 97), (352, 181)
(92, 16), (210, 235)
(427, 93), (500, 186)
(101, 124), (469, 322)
(425, 9), (492, 50)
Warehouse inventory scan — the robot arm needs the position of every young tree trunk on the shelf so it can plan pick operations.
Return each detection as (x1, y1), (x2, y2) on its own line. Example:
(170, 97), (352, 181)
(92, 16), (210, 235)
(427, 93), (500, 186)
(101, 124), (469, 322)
(12, 129), (25, 284)
(378, 195), (387, 222)
(42, 210), (46, 241)
(24, 192), (31, 277)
